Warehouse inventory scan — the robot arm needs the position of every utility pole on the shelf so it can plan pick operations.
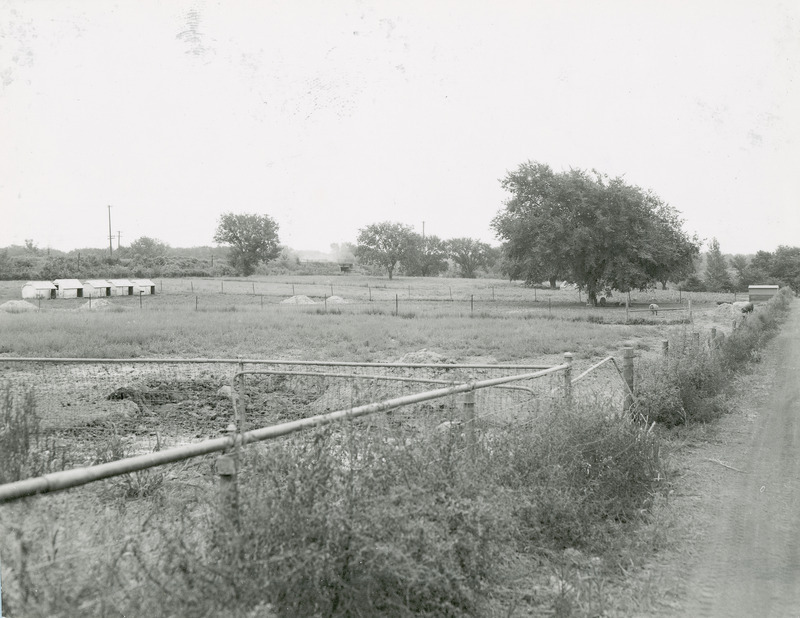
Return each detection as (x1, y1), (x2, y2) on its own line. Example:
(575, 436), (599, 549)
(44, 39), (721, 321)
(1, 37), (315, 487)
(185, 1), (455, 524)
(107, 205), (113, 258)
(422, 221), (425, 240)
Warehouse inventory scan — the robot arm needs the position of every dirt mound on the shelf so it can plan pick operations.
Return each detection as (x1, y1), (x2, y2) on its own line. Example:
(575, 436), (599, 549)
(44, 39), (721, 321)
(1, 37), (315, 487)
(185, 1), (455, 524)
(397, 349), (454, 364)
(79, 299), (114, 311)
(714, 303), (737, 319)
(0, 300), (38, 313)
(280, 295), (316, 305)
(326, 295), (349, 304)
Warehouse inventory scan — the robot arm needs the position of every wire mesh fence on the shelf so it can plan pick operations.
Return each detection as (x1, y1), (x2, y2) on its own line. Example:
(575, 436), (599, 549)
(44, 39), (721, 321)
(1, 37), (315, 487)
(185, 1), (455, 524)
(0, 349), (648, 616)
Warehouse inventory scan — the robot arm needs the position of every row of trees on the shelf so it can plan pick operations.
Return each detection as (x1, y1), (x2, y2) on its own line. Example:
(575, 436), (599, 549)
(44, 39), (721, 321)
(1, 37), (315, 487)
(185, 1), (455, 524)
(355, 222), (498, 279)
(698, 240), (800, 292)
(5, 163), (795, 291)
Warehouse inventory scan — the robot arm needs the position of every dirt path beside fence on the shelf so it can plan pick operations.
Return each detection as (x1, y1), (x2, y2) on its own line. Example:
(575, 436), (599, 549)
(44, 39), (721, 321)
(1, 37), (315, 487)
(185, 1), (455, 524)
(646, 300), (800, 616)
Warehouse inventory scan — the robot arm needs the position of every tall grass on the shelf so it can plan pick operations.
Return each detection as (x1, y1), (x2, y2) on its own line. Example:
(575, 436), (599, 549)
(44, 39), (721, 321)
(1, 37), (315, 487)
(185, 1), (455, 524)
(1, 396), (666, 617)
(0, 383), (69, 483)
(635, 288), (793, 426)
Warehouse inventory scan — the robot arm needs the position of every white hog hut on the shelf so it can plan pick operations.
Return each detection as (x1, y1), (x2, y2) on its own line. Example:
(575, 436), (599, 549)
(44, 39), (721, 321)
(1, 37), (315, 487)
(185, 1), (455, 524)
(21, 281), (57, 299)
(132, 279), (156, 295)
(83, 279), (113, 297)
(748, 285), (779, 302)
(53, 279), (84, 298)
(108, 279), (135, 296)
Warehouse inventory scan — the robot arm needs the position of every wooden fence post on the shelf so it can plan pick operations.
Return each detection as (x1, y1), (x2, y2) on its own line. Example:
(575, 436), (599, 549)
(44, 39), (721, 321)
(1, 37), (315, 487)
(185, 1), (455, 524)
(693, 331), (700, 347)
(623, 347), (635, 414)
(662, 340), (669, 356)
(471, 294), (474, 315)
(563, 352), (573, 406)
(195, 296), (198, 311)
(368, 284), (372, 301)
(710, 327), (717, 347)
(688, 299), (693, 322)
(395, 294), (399, 316)
(461, 390), (477, 456)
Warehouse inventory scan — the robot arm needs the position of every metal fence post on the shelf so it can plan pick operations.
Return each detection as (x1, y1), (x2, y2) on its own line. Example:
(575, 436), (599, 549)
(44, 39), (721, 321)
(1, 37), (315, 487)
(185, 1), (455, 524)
(461, 390), (477, 456)
(563, 352), (573, 405)
(623, 347), (635, 414)
(236, 359), (246, 433)
(216, 423), (239, 528)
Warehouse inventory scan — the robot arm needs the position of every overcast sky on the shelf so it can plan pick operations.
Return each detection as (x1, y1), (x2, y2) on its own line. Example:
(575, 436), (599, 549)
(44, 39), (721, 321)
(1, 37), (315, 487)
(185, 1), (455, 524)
(2, 0), (798, 255)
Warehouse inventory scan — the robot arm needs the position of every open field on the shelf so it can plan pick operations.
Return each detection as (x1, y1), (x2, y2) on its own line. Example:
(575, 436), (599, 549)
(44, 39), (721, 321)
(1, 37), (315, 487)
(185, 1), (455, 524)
(0, 275), (777, 617)
(0, 275), (741, 360)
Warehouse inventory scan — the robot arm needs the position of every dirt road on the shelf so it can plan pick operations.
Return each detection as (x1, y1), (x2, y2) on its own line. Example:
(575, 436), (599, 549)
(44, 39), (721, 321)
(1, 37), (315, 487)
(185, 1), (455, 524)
(662, 301), (800, 616)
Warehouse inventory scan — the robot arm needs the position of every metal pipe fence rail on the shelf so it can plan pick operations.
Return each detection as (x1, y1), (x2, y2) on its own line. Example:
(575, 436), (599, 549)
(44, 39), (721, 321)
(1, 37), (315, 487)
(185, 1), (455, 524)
(0, 363), (571, 503)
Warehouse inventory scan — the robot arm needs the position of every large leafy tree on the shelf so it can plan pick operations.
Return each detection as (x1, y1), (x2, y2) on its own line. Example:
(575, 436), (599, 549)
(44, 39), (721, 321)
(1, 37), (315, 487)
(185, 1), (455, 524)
(404, 234), (449, 277)
(729, 254), (750, 289)
(703, 238), (733, 292)
(771, 245), (800, 291)
(213, 212), (281, 276)
(493, 162), (699, 304)
(355, 222), (416, 280)
(447, 237), (491, 278)
(128, 236), (170, 259)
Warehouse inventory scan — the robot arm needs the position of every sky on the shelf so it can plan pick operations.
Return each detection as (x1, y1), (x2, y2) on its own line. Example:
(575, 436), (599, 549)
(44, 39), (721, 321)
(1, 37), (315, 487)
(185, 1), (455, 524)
(1, 0), (798, 256)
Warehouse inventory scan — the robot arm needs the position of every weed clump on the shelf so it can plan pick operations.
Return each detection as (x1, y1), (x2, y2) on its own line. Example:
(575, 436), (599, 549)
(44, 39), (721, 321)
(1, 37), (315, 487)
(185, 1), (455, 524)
(635, 288), (792, 426)
(0, 383), (68, 483)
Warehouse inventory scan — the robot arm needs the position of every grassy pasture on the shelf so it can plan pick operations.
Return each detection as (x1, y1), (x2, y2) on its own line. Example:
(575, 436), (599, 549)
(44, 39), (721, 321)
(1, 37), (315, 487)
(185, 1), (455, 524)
(0, 275), (736, 362)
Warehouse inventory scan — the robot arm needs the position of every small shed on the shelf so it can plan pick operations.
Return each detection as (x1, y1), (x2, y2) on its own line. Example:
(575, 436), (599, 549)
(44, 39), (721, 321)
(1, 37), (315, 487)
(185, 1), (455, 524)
(53, 279), (84, 298)
(83, 279), (113, 297)
(338, 263), (354, 273)
(748, 285), (779, 302)
(21, 281), (57, 299)
(108, 279), (135, 296)
(132, 279), (156, 295)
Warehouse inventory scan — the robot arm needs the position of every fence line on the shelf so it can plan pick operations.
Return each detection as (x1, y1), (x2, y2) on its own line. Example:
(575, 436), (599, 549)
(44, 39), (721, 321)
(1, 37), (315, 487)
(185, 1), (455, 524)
(0, 364), (569, 503)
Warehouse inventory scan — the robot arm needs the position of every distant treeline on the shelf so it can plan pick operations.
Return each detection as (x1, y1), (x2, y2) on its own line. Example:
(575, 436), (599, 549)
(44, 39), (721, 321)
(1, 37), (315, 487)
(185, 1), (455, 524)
(0, 245), (344, 280)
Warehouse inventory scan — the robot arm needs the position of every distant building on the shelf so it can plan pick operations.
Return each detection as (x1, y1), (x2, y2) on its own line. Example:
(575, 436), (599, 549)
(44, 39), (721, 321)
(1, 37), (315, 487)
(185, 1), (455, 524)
(132, 279), (156, 295)
(108, 279), (135, 296)
(83, 280), (113, 297)
(21, 281), (57, 299)
(748, 285), (779, 302)
(53, 279), (84, 298)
